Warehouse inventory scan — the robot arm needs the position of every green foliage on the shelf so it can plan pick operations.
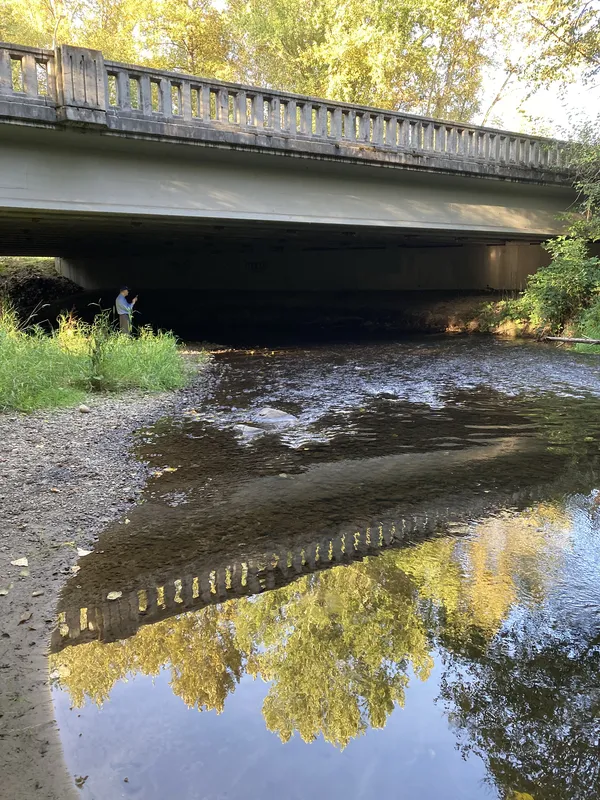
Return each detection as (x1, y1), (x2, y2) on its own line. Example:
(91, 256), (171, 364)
(519, 237), (600, 332)
(573, 295), (600, 353)
(0, 303), (194, 412)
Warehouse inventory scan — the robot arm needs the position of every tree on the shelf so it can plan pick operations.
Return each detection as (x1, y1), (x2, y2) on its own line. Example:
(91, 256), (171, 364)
(227, 0), (500, 120)
(141, 0), (232, 77)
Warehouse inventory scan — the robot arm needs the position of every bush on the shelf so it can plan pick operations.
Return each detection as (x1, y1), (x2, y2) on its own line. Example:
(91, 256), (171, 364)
(574, 296), (600, 353)
(520, 238), (600, 332)
(0, 303), (196, 412)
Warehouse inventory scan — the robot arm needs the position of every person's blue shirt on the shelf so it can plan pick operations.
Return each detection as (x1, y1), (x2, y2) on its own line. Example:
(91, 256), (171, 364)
(116, 294), (133, 315)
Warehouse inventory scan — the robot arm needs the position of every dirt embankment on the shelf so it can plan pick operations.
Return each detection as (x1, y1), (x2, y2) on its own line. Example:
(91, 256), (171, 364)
(0, 258), (82, 321)
(0, 370), (210, 800)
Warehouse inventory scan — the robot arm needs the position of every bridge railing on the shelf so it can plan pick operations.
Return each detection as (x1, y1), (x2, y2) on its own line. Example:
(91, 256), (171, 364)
(0, 41), (568, 176)
(0, 43), (57, 121)
(103, 58), (565, 169)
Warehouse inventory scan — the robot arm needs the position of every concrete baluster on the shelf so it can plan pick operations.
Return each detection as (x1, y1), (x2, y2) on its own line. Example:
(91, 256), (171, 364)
(264, 569), (276, 589)
(292, 549), (304, 573)
(252, 93), (264, 127)
(65, 607), (81, 640)
(507, 136), (516, 163)
(284, 100), (296, 133)
(178, 575), (194, 606)
(21, 53), (38, 96)
(356, 112), (367, 142)
(235, 90), (247, 126)
(246, 564), (261, 594)
(398, 119), (412, 150)
(139, 74), (152, 115)
(214, 568), (226, 599)
(446, 126), (457, 155)
(271, 96), (281, 131)
(156, 77), (168, 116)
(372, 114), (384, 145)
(330, 107), (342, 138)
(217, 88), (228, 122)
(331, 536), (344, 562)
(304, 543), (318, 570)
(0, 49), (12, 93)
(200, 85), (211, 121)
(423, 123), (434, 151)
(300, 102), (311, 135)
(410, 121), (420, 149)
(315, 104), (327, 137)
(144, 586), (158, 614)
(385, 116), (398, 147)
(86, 606), (98, 632)
(345, 109), (356, 140)
(127, 590), (141, 623)
(180, 81), (192, 121)
(116, 70), (130, 110)
(198, 572), (212, 603)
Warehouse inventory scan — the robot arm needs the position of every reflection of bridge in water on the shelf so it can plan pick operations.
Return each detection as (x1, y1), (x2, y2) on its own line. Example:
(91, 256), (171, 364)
(51, 470), (567, 653)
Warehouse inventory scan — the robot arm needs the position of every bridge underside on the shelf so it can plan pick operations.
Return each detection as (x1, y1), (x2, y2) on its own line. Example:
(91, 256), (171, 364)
(0, 125), (574, 336)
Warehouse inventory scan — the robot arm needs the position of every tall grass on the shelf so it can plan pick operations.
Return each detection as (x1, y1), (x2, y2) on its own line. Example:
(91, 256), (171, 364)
(0, 303), (194, 412)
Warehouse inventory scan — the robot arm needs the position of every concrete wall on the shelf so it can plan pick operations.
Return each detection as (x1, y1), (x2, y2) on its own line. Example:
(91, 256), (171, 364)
(58, 241), (548, 293)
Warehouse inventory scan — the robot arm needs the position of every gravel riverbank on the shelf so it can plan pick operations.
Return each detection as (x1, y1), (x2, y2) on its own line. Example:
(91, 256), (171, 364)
(0, 368), (211, 799)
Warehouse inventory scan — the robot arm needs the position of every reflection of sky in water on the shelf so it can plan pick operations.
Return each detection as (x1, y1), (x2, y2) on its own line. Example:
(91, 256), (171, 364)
(53, 661), (495, 800)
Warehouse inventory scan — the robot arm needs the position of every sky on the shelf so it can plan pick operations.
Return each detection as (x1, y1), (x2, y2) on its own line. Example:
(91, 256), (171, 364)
(484, 72), (600, 137)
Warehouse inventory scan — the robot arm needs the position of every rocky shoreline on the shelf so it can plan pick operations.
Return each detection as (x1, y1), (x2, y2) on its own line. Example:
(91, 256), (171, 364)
(0, 371), (211, 799)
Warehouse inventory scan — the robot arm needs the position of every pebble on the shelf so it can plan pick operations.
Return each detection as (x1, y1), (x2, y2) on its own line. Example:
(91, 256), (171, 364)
(78, 405), (91, 414)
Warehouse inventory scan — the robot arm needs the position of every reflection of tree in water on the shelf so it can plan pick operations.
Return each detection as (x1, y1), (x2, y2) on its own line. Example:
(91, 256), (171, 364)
(51, 502), (595, 793)
(234, 557), (433, 748)
(441, 619), (600, 800)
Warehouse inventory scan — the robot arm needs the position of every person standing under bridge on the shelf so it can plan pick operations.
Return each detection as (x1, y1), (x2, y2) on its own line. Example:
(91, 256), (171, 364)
(115, 286), (137, 334)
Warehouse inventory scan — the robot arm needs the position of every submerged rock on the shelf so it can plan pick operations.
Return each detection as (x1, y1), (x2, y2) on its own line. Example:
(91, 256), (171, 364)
(257, 407), (298, 423)
(235, 424), (264, 438)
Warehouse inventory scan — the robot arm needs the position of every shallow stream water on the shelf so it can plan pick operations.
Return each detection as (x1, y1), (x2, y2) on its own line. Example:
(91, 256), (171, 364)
(51, 337), (600, 800)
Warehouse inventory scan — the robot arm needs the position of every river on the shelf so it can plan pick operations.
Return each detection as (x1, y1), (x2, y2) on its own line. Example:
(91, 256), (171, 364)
(50, 337), (600, 800)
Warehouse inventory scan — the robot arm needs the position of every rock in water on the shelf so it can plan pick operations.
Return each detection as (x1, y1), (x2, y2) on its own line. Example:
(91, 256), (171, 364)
(235, 424), (264, 438)
(257, 407), (298, 423)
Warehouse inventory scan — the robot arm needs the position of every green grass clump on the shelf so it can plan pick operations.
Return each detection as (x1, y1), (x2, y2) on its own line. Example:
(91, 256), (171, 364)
(0, 303), (195, 412)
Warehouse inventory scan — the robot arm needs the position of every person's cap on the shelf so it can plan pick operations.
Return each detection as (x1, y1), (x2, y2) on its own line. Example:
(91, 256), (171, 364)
(120, 285), (129, 291)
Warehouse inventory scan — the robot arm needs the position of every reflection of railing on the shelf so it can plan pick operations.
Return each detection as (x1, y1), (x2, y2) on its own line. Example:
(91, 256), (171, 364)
(52, 511), (448, 652)
(0, 42), (569, 181)
(53, 478), (546, 653)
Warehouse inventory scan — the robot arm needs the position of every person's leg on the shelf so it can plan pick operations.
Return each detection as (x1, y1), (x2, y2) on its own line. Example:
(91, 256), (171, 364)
(119, 314), (131, 334)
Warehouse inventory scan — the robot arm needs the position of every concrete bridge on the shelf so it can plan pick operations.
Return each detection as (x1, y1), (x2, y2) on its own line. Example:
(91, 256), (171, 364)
(0, 42), (576, 317)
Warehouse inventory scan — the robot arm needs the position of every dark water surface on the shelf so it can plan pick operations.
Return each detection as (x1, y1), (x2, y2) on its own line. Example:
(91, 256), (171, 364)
(51, 338), (600, 800)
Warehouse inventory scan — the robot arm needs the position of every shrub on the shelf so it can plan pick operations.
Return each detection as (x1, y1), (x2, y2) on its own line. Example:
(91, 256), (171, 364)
(520, 238), (600, 332)
(574, 296), (600, 353)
